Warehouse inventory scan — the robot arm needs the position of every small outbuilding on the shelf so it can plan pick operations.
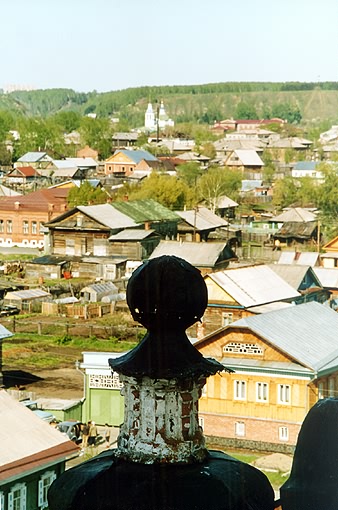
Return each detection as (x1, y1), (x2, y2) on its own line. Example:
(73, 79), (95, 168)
(4, 288), (51, 311)
(80, 282), (118, 302)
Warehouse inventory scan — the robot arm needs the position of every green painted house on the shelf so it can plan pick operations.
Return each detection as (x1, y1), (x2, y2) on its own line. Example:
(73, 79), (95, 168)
(0, 390), (78, 510)
(80, 352), (125, 426)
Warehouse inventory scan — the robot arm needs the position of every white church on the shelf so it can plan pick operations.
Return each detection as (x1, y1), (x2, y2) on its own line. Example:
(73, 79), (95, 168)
(144, 100), (175, 131)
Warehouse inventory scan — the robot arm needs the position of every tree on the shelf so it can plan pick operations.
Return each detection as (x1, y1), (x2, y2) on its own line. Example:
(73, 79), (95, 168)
(176, 162), (203, 187)
(235, 102), (258, 120)
(272, 177), (299, 208)
(67, 181), (108, 208)
(52, 111), (82, 133)
(126, 172), (194, 210)
(0, 142), (12, 166)
(271, 102), (302, 124)
(197, 166), (241, 212)
(79, 117), (113, 159)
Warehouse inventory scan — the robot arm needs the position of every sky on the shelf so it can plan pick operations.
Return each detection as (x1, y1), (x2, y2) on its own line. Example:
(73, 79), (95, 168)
(1, 0), (337, 93)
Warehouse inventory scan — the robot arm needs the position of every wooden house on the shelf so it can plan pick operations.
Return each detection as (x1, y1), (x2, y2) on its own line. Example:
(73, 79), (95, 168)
(14, 152), (53, 170)
(0, 390), (78, 510)
(176, 207), (229, 242)
(195, 301), (338, 451)
(224, 149), (264, 178)
(202, 265), (300, 335)
(6, 166), (41, 186)
(149, 240), (237, 275)
(108, 229), (161, 260)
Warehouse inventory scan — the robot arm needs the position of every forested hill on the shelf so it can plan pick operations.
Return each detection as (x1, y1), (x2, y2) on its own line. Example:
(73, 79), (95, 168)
(1, 82), (337, 125)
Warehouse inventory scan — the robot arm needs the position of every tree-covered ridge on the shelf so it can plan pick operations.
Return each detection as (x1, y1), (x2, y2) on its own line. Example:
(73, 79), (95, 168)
(0, 82), (337, 123)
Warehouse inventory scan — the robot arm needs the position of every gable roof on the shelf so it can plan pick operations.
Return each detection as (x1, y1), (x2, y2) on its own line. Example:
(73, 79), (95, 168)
(232, 149), (264, 166)
(177, 207), (228, 231)
(0, 390), (78, 481)
(227, 302), (338, 373)
(149, 240), (231, 267)
(277, 251), (320, 266)
(268, 264), (321, 290)
(207, 265), (300, 307)
(109, 229), (158, 241)
(8, 166), (40, 177)
(275, 221), (317, 239)
(0, 188), (69, 213)
(111, 149), (157, 164)
(313, 267), (338, 289)
(78, 204), (140, 229)
(17, 152), (52, 163)
(112, 199), (180, 223)
(272, 207), (317, 223)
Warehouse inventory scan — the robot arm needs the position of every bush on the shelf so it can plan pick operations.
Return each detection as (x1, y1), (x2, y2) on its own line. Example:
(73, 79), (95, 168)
(57, 334), (73, 345)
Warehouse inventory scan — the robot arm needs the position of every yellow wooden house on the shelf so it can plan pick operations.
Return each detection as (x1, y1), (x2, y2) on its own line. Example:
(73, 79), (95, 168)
(195, 301), (338, 452)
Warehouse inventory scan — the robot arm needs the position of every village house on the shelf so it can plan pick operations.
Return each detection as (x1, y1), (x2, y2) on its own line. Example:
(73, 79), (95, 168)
(5, 166), (41, 187)
(202, 264), (300, 334)
(176, 207), (229, 242)
(0, 390), (78, 510)
(149, 240), (237, 275)
(320, 235), (338, 268)
(0, 188), (69, 249)
(224, 149), (265, 179)
(14, 152), (53, 170)
(104, 149), (158, 177)
(196, 301), (338, 451)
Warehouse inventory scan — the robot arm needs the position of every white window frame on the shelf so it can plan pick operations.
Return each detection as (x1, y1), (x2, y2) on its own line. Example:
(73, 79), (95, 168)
(234, 380), (246, 401)
(235, 421), (245, 437)
(6, 220), (12, 234)
(38, 470), (57, 508)
(23, 221), (29, 234)
(0, 492), (4, 510)
(279, 426), (289, 441)
(256, 382), (269, 402)
(328, 378), (335, 398)
(198, 416), (204, 430)
(222, 312), (233, 326)
(201, 384), (207, 397)
(31, 221), (37, 235)
(318, 381), (324, 399)
(8, 483), (27, 510)
(278, 384), (291, 404)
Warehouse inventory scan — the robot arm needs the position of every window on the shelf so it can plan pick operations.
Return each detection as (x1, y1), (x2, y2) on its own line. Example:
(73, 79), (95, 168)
(278, 384), (291, 404)
(256, 382), (269, 402)
(0, 220), (3, 233)
(234, 380), (246, 400)
(8, 483), (26, 510)
(318, 381), (324, 399)
(0, 492), (4, 510)
(6, 220), (12, 234)
(279, 426), (289, 441)
(38, 471), (56, 508)
(23, 221), (29, 234)
(198, 416), (204, 430)
(328, 378), (335, 397)
(222, 312), (233, 326)
(201, 384), (207, 397)
(235, 421), (245, 437)
(31, 221), (37, 234)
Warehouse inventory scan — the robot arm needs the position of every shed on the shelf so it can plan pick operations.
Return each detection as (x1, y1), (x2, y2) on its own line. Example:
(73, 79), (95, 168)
(4, 289), (51, 311)
(80, 282), (118, 302)
(36, 398), (83, 422)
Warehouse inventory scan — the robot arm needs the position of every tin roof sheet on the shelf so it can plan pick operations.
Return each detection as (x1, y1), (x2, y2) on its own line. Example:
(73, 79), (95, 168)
(149, 240), (228, 267)
(208, 265), (300, 307)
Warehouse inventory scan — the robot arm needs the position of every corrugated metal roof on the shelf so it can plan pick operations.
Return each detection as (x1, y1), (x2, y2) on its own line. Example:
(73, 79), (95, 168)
(112, 199), (180, 222)
(219, 356), (312, 375)
(293, 161), (318, 171)
(313, 267), (338, 289)
(231, 302), (338, 371)
(109, 229), (156, 241)
(0, 390), (77, 467)
(78, 204), (140, 229)
(17, 152), (51, 162)
(177, 207), (228, 231)
(0, 324), (13, 339)
(149, 240), (228, 267)
(81, 282), (118, 293)
(208, 265), (300, 307)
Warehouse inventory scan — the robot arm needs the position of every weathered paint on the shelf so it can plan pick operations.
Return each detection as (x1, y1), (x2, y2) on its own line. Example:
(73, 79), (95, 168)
(117, 375), (207, 464)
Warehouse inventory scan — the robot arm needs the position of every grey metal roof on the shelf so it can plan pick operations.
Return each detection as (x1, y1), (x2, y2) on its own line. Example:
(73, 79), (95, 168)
(215, 195), (239, 209)
(246, 301), (293, 314)
(81, 282), (118, 294)
(109, 229), (156, 241)
(113, 149), (157, 163)
(0, 390), (77, 467)
(219, 356), (312, 376)
(208, 265), (300, 307)
(5, 289), (50, 300)
(268, 264), (318, 290)
(313, 267), (338, 289)
(149, 240), (228, 267)
(17, 151), (51, 162)
(277, 251), (320, 266)
(233, 149), (264, 166)
(231, 301), (338, 371)
(78, 204), (140, 229)
(177, 207), (228, 231)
